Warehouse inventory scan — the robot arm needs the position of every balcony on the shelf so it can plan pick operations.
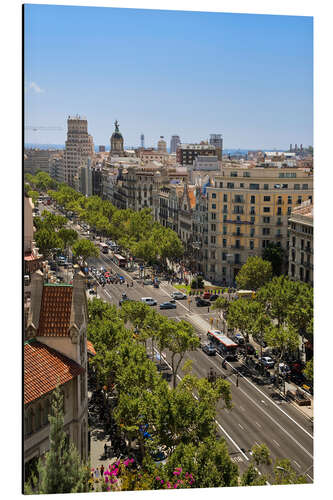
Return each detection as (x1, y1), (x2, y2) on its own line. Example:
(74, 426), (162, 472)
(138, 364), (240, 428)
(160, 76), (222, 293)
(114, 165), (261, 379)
(231, 245), (244, 250)
(233, 198), (245, 204)
(232, 232), (243, 237)
(275, 233), (283, 238)
(276, 220), (283, 226)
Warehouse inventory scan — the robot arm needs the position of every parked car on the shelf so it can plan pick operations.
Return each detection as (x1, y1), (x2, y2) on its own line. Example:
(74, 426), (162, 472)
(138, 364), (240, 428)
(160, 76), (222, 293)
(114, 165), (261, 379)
(278, 363), (291, 376)
(171, 291), (187, 300)
(245, 344), (256, 355)
(141, 297), (157, 306)
(209, 294), (219, 301)
(196, 298), (210, 307)
(201, 343), (216, 356)
(260, 356), (275, 368)
(203, 292), (211, 299)
(159, 301), (177, 310)
(143, 279), (153, 285)
(153, 281), (160, 288)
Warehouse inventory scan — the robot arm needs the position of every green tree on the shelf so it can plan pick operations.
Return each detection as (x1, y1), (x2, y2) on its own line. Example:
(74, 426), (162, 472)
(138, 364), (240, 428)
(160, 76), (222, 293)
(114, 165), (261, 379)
(303, 358), (313, 383)
(58, 228), (78, 248)
(211, 296), (230, 327)
(27, 189), (39, 204)
(24, 385), (89, 494)
(246, 301), (271, 357)
(72, 238), (99, 261)
(236, 256), (272, 291)
(262, 242), (284, 276)
(35, 228), (63, 257)
(264, 323), (300, 384)
(256, 275), (299, 327)
(164, 437), (238, 488)
(273, 459), (307, 485)
(159, 319), (200, 388)
(227, 298), (252, 356)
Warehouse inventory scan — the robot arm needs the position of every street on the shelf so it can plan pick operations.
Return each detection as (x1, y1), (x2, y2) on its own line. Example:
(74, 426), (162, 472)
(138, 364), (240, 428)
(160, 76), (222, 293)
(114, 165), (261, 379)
(86, 251), (314, 481)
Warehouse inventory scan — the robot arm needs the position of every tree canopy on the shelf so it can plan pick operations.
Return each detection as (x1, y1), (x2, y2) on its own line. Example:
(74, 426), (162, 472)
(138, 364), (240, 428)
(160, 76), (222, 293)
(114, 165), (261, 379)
(236, 256), (272, 291)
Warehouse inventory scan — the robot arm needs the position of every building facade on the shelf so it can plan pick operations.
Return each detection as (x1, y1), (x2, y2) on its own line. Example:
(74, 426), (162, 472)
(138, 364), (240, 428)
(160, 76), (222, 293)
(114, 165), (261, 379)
(109, 120), (124, 157)
(170, 135), (181, 154)
(64, 115), (94, 188)
(176, 143), (217, 165)
(288, 200), (313, 286)
(24, 272), (89, 475)
(204, 165), (313, 284)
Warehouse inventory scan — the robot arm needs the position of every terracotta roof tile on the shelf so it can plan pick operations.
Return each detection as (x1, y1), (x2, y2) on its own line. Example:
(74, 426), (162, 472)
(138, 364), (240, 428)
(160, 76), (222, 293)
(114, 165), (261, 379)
(24, 339), (84, 405)
(87, 340), (96, 356)
(38, 284), (73, 337)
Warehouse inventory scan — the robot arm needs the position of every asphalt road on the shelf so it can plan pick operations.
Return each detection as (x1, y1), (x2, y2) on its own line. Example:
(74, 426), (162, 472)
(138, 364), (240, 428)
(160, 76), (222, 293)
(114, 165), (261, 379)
(86, 251), (314, 481)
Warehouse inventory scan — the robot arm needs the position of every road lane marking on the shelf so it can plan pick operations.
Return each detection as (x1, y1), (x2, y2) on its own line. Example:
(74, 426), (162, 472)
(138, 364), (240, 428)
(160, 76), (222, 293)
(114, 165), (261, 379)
(238, 424), (244, 430)
(152, 347), (248, 461)
(306, 474), (313, 481)
(273, 440), (280, 447)
(255, 422), (262, 428)
(213, 352), (313, 440)
(293, 460), (301, 469)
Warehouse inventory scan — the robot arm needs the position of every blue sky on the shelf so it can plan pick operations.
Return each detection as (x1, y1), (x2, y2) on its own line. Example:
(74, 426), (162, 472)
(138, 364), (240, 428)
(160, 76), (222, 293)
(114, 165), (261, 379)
(24, 4), (313, 149)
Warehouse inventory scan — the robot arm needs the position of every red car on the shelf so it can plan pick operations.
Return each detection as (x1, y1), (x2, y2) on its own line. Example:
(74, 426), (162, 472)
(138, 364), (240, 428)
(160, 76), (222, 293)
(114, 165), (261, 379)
(203, 292), (211, 300)
(104, 272), (111, 278)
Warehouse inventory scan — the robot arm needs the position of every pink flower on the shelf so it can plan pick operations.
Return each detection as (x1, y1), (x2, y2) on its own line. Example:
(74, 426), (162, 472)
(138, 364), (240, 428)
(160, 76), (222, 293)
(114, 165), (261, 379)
(129, 458), (134, 463)
(160, 479), (164, 484)
(105, 477), (109, 483)
(155, 476), (160, 481)
(174, 483), (178, 488)
(107, 486), (110, 491)
(167, 482), (171, 488)
(123, 459), (129, 467)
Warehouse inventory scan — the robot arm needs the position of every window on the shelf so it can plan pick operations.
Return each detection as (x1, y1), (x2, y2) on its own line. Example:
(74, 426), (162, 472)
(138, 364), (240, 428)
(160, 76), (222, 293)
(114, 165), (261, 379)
(298, 196), (302, 204)
(227, 182), (234, 189)
(231, 171), (238, 177)
(250, 184), (259, 190)
(264, 196), (271, 202)
(291, 250), (295, 262)
(223, 215), (227, 221)
(219, 182), (223, 188)
(223, 205), (228, 213)
(250, 207), (256, 215)
(290, 263), (295, 277)
(288, 196), (292, 205)
(211, 212), (216, 220)
(262, 228), (270, 235)
(236, 226), (241, 236)
(250, 216), (255, 224)
(235, 254), (241, 265)
(234, 195), (244, 203)
(294, 184), (300, 190)
(211, 224), (216, 231)
(212, 204), (216, 209)
(301, 253), (304, 264)
(250, 228), (255, 237)
(301, 239), (304, 250)
(263, 184), (269, 190)
(212, 193), (216, 198)
(263, 207), (270, 213)
(287, 207), (292, 215)
(302, 184), (308, 190)
(300, 267), (304, 281)
(250, 240), (254, 250)
(211, 236), (216, 244)
(236, 215), (241, 222)
(240, 183), (244, 188)
(235, 239), (241, 248)
(222, 252), (227, 261)
(223, 226), (227, 235)
(211, 251), (216, 259)
(263, 216), (270, 223)
(292, 236), (296, 247)
(282, 184), (288, 189)
(222, 239), (227, 248)
(243, 172), (251, 177)
(222, 267), (226, 275)
(277, 207), (282, 215)
(250, 195), (256, 204)
(210, 264), (215, 272)
(223, 194), (228, 202)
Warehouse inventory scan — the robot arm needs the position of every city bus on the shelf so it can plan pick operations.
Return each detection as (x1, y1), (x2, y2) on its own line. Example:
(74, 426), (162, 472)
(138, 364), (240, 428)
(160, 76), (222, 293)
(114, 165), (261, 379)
(100, 243), (109, 254)
(207, 330), (238, 360)
(113, 254), (127, 268)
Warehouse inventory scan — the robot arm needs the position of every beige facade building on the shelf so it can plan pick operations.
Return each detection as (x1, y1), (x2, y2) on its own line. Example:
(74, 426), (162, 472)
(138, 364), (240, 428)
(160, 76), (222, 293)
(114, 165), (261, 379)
(64, 115), (94, 188)
(288, 200), (313, 286)
(204, 165), (313, 284)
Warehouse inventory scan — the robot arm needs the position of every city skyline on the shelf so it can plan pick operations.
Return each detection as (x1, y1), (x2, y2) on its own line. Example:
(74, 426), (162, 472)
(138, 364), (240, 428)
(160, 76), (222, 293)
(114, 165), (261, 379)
(24, 5), (313, 149)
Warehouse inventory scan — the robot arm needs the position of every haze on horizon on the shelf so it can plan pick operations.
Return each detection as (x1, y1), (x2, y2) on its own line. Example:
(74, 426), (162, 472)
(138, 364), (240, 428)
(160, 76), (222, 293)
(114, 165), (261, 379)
(24, 4), (313, 150)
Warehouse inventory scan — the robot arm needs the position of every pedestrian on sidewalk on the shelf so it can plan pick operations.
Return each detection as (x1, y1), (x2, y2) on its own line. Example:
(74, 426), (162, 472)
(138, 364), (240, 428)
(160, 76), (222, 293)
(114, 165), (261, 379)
(104, 443), (108, 458)
(100, 465), (105, 479)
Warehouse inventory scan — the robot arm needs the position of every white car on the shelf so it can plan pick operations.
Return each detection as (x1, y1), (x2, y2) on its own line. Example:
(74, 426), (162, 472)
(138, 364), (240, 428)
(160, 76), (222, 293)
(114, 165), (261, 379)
(141, 297), (157, 306)
(278, 363), (291, 375)
(171, 291), (187, 300)
(260, 356), (275, 368)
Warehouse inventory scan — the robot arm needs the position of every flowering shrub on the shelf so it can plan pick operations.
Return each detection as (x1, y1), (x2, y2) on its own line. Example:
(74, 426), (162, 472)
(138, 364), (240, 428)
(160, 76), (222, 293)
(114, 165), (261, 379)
(154, 467), (195, 489)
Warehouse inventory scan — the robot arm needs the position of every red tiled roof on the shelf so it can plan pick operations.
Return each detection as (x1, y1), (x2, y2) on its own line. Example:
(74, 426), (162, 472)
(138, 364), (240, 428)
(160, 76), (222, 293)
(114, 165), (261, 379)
(24, 340), (84, 405)
(38, 284), (73, 337)
(87, 340), (96, 356)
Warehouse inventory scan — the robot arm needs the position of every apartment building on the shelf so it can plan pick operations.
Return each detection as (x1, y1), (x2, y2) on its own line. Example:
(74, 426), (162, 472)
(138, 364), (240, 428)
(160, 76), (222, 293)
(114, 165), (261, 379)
(170, 135), (181, 154)
(176, 143), (217, 165)
(64, 115), (94, 188)
(204, 165), (313, 284)
(24, 148), (61, 175)
(288, 200), (313, 286)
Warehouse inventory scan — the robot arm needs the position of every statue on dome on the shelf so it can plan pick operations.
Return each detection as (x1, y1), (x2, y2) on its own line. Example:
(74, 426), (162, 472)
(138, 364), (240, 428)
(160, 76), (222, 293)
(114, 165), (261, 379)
(114, 120), (119, 132)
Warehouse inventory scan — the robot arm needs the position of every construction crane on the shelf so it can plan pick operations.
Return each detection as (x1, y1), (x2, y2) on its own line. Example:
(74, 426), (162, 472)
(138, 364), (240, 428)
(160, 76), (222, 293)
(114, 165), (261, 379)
(25, 126), (63, 132)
